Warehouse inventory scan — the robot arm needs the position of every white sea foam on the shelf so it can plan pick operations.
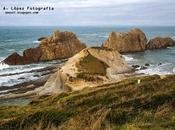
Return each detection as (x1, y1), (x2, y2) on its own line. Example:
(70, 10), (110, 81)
(0, 62), (49, 87)
(137, 68), (172, 75)
(136, 63), (174, 75)
(172, 36), (175, 40)
(0, 64), (45, 75)
(123, 55), (135, 62)
(32, 40), (40, 43)
(7, 49), (15, 52)
(99, 35), (108, 38)
(0, 59), (63, 87)
(0, 73), (39, 87)
(173, 68), (175, 73)
(0, 57), (4, 61)
(167, 46), (175, 49)
(81, 33), (99, 36)
(158, 62), (172, 66)
(0, 62), (9, 70)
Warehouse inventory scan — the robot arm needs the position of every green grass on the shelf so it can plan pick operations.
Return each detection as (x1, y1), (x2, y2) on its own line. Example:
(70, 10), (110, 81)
(1, 75), (175, 129)
(77, 54), (108, 76)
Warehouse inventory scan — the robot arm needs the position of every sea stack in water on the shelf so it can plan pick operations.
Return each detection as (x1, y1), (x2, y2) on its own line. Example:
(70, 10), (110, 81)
(102, 28), (147, 53)
(3, 30), (86, 65)
(146, 37), (175, 50)
(38, 47), (132, 95)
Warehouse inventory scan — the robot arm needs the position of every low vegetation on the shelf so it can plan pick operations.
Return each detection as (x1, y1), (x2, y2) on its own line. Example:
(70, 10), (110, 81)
(1, 74), (175, 130)
(78, 54), (108, 76)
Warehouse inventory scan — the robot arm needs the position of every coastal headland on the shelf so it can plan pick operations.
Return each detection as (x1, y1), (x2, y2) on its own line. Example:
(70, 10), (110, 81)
(0, 28), (175, 130)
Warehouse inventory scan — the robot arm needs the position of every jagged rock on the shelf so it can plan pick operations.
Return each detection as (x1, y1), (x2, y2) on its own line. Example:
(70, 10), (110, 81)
(3, 52), (30, 65)
(146, 37), (175, 50)
(145, 63), (150, 67)
(37, 47), (133, 95)
(3, 30), (86, 65)
(132, 65), (140, 69)
(23, 47), (42, 62)
(18, 77), (25, 80)
(140, 66), (147, 70)
(38, 37), (47, 41)
(102, 28), (147, 53)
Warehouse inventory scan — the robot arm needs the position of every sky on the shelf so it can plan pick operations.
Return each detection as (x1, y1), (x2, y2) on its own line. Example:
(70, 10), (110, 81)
(0, 0), (175, 26)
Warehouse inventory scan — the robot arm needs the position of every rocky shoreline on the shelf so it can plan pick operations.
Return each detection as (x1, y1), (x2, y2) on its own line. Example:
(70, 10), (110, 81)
(0, 50), (135, 101)
(0, 60), (66, 102)
(1, 28), (175, 129)
(0, 28), (175, 104)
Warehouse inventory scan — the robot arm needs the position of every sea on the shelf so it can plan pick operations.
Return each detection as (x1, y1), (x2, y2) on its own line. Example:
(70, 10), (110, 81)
(0, 26), (175, 87)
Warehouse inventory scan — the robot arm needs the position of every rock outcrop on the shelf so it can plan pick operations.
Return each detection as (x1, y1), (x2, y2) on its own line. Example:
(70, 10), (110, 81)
(38, 47), (133, 95)
(3, 52), (28, 65)
(3, 30), (86, 65)
(38, 37), (47, 41)
(102, 28), (147, 53)
(146, 37), (175, 50)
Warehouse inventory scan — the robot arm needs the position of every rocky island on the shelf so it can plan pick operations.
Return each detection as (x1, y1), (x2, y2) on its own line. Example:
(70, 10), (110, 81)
(3, 30), (86, 65)
(102, 28), (175, 53)
(102, 28), (148, 53)
(146, 37), (175, 50)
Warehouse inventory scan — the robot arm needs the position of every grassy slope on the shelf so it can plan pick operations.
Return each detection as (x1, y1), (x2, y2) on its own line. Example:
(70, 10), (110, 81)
(0, 75), (175, 130)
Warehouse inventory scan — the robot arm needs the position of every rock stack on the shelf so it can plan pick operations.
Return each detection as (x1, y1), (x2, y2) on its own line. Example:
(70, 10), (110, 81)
(3, 30), (86, 65)
(102, 28), (148, 53)
(102, 28), (175, 53)
(146, 37), (175, 50)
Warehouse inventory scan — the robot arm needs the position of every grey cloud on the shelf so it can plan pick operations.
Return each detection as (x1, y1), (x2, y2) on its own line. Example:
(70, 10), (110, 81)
(0, 0), (175, 26)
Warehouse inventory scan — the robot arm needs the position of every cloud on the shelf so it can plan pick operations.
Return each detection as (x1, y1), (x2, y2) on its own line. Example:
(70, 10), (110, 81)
(1, 0), (149, 7)
(37, 0), (148, 8)
(0, 0), (175, 26)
